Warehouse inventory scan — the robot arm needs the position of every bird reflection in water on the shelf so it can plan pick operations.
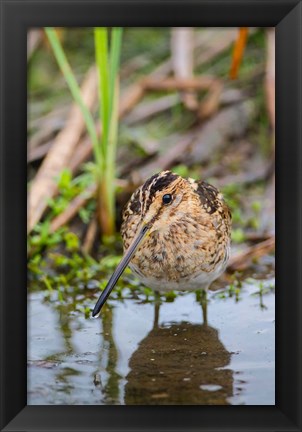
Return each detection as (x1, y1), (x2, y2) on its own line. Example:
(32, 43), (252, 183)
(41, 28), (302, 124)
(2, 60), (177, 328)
(125, 302), (234, 405)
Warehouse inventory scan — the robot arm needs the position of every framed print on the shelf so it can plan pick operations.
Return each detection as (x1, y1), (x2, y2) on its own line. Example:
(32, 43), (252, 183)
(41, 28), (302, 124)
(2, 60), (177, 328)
(1, 0), (301, 431)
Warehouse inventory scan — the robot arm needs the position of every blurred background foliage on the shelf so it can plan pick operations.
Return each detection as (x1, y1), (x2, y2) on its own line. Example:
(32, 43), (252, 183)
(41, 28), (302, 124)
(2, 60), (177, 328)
(27, 27), (275, 304)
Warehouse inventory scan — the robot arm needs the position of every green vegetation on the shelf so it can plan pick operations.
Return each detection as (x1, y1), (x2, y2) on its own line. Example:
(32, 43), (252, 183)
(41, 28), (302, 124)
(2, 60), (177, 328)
(94, 27), (123, 236)
(45, 28), (99, 159)
(28, 28), (274, 315)
(45, 27), (123, 238)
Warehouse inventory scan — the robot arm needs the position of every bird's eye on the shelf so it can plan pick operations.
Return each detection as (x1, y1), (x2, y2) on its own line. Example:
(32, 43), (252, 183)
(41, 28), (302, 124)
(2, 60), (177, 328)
(162, 194), (172, 205)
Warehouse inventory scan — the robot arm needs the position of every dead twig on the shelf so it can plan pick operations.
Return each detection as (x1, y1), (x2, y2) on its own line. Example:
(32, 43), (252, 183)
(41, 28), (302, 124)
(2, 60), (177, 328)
(142, 77), (223, 119)
(133, 100), (255, 182)
(44, 30), (248, 178)
(171, 28), (197, 110)
(118, 83), (146, 118)
(33, 62), (173, 234)
(28, 141), (54, 163)
(120, 54), (150, 79)
(227, 236), (275, 272)
(29, 29), (259, 235)
(124, 94), (180, 126)
(244, 232), (272, 242)
(27, 66), (98, 233)
(135, 135), (194, 182)
(67, 59), (175, 174)
(82, 216), (98, 254)
(49, 178), (130, 233)
(55, 99), (255, 231)
(69, 136), (95, 173)
(50, 184), (97, 233)
(198, 80), (223, 119)
(122, 30), (253, 128)
(184, 100), (255, 165)
(142, 76), (219, 91)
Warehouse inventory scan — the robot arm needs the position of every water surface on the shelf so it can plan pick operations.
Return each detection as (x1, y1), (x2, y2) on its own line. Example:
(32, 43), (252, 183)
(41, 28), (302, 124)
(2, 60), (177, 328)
(28, 278), (275, 405)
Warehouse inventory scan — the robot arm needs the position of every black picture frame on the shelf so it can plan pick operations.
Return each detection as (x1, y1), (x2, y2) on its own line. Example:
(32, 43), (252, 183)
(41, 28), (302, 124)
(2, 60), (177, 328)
(1, 0), (301, 430)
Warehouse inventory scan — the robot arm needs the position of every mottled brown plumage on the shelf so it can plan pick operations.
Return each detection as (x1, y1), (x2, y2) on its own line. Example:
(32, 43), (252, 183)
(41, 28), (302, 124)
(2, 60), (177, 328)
(121, 170), (231, 292)
(92, 170), (231, 316)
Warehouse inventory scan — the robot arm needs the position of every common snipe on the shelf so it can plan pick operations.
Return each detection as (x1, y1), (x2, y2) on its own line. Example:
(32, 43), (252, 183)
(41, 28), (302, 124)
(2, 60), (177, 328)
(92, 171), (232, 317)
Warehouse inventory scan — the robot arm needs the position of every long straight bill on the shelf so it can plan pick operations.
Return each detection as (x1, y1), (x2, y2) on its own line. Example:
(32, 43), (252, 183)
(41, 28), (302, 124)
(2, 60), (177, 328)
(92, 224), (150, 317)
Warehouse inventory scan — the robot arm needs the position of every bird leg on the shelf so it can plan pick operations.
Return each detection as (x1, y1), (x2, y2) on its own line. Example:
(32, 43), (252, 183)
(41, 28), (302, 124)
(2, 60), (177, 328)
(153, 291), (161, 329)
(200, 289), (208, 326)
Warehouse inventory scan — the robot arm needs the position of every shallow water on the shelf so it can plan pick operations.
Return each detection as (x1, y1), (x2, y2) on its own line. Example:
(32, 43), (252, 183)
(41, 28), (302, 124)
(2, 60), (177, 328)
(28, 278), (275, 405)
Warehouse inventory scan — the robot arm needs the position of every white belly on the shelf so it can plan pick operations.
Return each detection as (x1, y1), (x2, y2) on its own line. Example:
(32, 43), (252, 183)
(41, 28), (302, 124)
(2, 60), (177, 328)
(129, 261), (226, 293)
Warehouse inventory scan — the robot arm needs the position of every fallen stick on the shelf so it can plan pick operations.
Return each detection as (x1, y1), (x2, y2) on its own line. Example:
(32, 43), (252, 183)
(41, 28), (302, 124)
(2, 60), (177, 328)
(67, 58), (175, 174)
(29, 29), (256, 234)
(124, 94), (180, 126)
(171, 28), (197, 110)
(49, 178), (130, 233)
(82, 216), (99, 254)
(184, 100), (255, 165)
(142, 76), (223, 120)
(142, 76), (219, 91)
(28, 141), (54, 163)
(49, 183), (97, 233)
(125, 87), (244, 129)
(120, 54), (150, 79)
(244, 232), (273, 242)
(55, 29), (248, 178)
(195, 29), (238, 65)
(37, 63), (172, 235)
(227, 236), (275, 272)
(213, 158), (273, 188)
(29, 104), (69, 132)
(198, 80), (223, 119)
(27, 66), (98, 233)
(135, 135), (194, 181)
(41, 97), (254, 235)
(133, 99), (255, 182)
(28, 111), (67, 161)
(69, 136), (94, 173)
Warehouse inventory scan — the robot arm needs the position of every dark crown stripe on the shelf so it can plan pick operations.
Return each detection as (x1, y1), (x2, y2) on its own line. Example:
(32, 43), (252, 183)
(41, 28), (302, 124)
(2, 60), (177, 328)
(149, 172), (178, 196)
(141, 171), (179, 216)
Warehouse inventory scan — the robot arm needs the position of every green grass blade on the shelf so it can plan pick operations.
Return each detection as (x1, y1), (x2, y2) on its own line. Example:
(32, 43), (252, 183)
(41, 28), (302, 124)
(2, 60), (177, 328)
(104, 28), (122, 229)
(106, 80), (119, 224)
(108, 28), (123, 124)
(44, 28), (101, 170)
(94, 28), (110, 160)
